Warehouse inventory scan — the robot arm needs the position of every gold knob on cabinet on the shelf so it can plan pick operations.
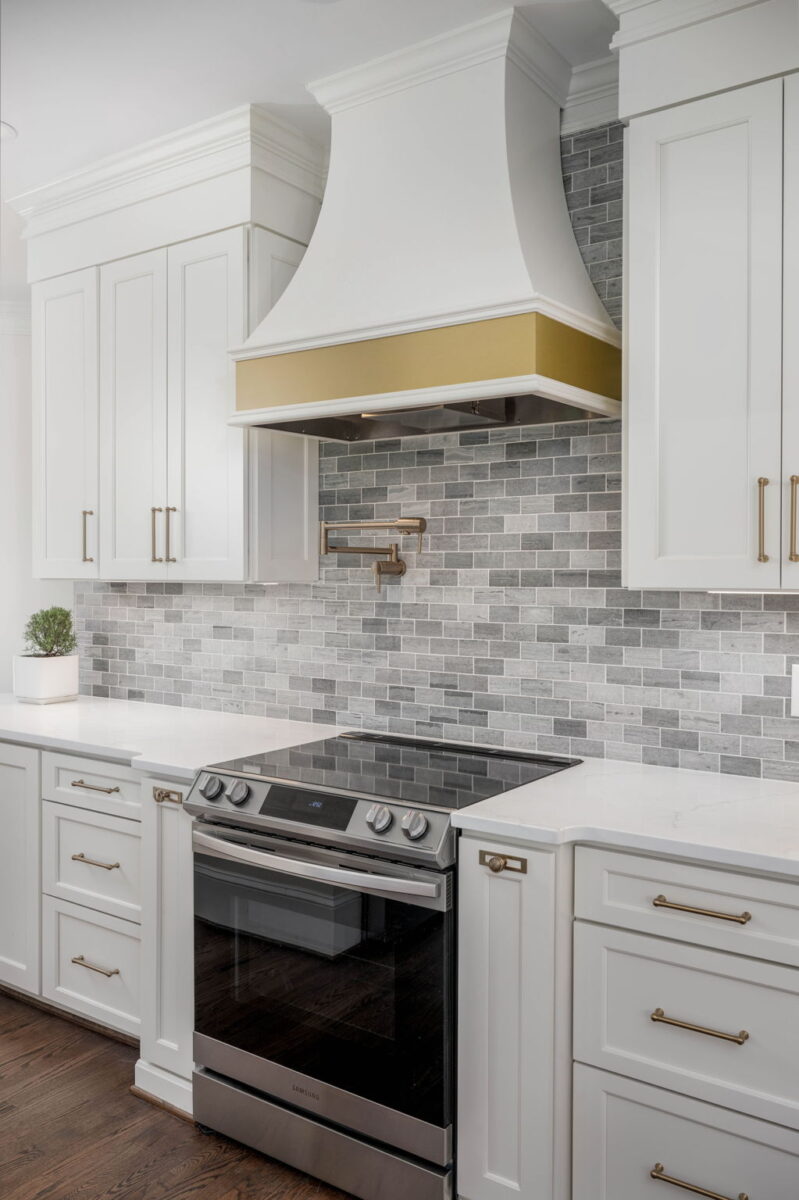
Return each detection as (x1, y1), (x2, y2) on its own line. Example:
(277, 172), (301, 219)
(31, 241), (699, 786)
(487, 854), (508, 874)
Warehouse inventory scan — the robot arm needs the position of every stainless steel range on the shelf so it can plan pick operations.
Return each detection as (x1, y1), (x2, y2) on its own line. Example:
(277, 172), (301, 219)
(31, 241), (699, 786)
(186, 731), (579, 1200)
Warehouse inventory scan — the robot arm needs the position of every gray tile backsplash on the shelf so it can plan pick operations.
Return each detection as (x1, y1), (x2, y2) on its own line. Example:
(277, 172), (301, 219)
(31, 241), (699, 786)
(73, 122), (799, 781)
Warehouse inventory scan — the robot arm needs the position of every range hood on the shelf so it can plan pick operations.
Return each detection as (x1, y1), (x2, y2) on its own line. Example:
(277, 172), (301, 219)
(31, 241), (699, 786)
(231, 8), (621, 440)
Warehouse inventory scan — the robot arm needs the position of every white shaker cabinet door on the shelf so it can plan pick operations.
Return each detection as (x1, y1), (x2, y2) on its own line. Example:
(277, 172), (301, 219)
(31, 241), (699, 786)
(99, 249), (168, 579)
(624, 79), (784, 589)
(166, 229), (247, 581)
(0, 744), (40, 994)
(782, 75), (799, 586)
(31, 269), (99, 578)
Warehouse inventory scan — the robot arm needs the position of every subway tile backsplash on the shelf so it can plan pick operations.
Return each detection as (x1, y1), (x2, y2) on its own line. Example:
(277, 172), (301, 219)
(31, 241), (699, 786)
(76, 418), (799, 783)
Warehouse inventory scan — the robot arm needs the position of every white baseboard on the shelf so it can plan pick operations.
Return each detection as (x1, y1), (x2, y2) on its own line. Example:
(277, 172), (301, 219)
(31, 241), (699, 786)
(134, 1058), (193, 1114)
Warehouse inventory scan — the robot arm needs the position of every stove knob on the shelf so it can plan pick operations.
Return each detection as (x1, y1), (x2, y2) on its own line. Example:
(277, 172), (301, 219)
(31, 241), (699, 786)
(199, 774), (224, 801)
(366, 804), (393, 834)
(401, 810), (429, 841)
(226, 780), (251, 806)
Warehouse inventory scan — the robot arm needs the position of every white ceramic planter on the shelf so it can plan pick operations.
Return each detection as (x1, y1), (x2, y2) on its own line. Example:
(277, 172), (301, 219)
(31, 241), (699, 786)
(12, 654), (79, 704)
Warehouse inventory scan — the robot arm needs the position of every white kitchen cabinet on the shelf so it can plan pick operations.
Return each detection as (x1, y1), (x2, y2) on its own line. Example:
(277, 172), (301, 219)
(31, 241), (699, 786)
(781, 73), (799, 587)
(249, 227), (306, 330)
(624, 78), (787, 589)
(457, 836), (571, 1200)
(0, 743), (40, 994)
(31, 269), (99, 578)
(136, 777), (194, 1113)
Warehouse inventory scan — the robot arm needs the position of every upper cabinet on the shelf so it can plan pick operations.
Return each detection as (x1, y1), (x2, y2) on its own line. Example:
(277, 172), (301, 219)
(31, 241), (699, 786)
(17, 106), (326, 584)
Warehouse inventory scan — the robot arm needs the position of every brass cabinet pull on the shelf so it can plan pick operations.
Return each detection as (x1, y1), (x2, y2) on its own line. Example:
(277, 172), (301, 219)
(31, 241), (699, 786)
(790, 476), (799, 562)
(652, 894), (751, 925)
(165, 506), (177, 563)
(478, 849), (527, 874)
(757, 476), (769, 562)
(651, 1162), (748, 1200)
(650, 1008), (749, 1045)
(81, 510), (94, 563)
(71, 852), (120, 871)
(153, 786), (183, 805)
(70, 778), (121, 796)
(151, 506), (164, 563)
(71, 954), (120, 979)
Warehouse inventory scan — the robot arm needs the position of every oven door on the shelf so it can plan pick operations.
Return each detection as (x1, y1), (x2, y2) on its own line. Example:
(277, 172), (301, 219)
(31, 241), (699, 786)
(192, 825), (454, 1166)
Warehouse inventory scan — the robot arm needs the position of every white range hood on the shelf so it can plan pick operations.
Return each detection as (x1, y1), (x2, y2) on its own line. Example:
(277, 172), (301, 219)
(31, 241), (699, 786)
(232, 7), (621, 440)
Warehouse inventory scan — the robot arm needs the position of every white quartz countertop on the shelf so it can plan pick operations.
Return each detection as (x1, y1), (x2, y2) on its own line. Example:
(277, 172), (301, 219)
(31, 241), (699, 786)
(0, 695), (339, 781)
(453, 756), (799, 878)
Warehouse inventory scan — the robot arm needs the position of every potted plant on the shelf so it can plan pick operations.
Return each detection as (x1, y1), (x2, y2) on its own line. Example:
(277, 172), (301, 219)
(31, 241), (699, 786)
(13, 607), (79, 704)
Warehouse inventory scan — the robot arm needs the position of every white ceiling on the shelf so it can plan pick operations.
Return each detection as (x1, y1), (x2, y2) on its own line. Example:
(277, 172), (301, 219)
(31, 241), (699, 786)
(0, 0), (616, 200)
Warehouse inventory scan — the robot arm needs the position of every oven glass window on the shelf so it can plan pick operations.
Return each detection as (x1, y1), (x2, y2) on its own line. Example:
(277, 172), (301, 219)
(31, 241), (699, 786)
(194, 852), (454, 1128)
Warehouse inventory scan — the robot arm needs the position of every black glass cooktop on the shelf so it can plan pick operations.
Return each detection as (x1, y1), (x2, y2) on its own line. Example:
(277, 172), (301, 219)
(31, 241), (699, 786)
(210, 732), (580, 811)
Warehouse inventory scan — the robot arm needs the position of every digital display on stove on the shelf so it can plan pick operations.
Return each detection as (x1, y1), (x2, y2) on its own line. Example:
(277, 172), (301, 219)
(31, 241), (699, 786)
(260, 785), (356, 830)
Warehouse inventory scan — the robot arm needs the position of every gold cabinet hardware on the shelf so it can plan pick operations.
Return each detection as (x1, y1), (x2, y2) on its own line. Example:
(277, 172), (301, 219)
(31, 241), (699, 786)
(151, 507), (164, 563)
(650, 1008), (749, 1045)
(71, 852), (120, 871)
(652, 894), (751, 925)
(479, 850), (527, 875)
(153, 786), (183, 805)
(70, 779), (121, 796)
(81, 510), (94, 563)
(651, 1162), (748, 1200)
(790, 476), (799, 562)
(71, 954), (120, 979)
(757, 476), (769, 562)
(165, 506), (177, 563)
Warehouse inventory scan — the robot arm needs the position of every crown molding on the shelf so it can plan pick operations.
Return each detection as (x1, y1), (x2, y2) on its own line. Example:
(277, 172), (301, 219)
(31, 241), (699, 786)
(9, 105), (327, 239)
(562, 56), (620, 133)
(0, 299), (31, 336)
(309, 7), (571, 113)
(604, 0), (771, 48)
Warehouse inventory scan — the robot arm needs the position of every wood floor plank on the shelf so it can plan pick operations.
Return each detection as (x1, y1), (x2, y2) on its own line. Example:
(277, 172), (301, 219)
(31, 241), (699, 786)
(0, 993), (351, 1200)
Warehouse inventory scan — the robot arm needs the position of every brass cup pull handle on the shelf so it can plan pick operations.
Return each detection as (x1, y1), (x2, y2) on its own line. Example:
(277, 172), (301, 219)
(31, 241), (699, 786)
(478, 850), (528, 874)
(153, 786), (183, 805)
(81, 510), (94, 563)
(70, 779), (121, 796)
(652, 894), (751, 925)
(151, 507), (164, 563)
(651, 1163), (748, 1200)
(757, 476), (769, 562)
(71, 955), (120, 979)
(165, 506), (177, 563)
(651, 1008), (749, 1046)
(790, 476), (799, 562)
(71, 852), (120, 871)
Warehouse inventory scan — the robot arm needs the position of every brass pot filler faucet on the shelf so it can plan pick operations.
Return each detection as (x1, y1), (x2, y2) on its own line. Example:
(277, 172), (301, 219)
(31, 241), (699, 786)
(319, 518), (427, 592)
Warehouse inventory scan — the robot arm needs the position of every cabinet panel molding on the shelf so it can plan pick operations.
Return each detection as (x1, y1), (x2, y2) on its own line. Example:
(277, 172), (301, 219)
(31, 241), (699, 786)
(0, 744), (40, 994)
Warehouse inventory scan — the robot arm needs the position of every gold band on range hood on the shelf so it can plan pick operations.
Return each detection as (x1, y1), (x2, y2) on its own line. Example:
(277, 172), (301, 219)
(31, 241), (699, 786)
(235, 313), (621, 412)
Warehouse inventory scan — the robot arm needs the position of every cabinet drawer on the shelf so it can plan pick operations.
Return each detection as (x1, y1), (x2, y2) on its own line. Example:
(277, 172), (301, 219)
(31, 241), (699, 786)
(42, 895), (140, 1036)
(42, 801), (141, 923)
(575, 846), (799, 965)
(42, 752), (142, 819)
(573, 1064), (799, 1200)
(574, 923), (799, 1128)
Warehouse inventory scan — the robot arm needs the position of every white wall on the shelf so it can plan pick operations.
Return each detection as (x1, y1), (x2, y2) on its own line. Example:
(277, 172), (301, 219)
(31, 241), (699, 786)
(0, 204), (71, 691)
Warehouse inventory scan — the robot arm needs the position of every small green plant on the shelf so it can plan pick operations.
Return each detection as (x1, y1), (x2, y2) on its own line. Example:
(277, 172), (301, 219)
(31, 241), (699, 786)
(23, 607), (77, 657)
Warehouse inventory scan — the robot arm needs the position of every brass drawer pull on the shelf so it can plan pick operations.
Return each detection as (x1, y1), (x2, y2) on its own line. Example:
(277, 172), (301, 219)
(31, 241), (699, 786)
(791, 476), (799, 562)
(652, 894), (751, 925)
(479, 850), (527, 874)
(165, 506), (177, 563)
(70, 779), (121, 796)
(151, 506), (164, 563)
(757, 476), (769, 562)
(81, 510), (94, 563)
(71, 954), (120, 979)
(651, 1008), (749, 1045)
(153, 786), (183, 805)
(71, 852), (121, 871)
(651, 1162), (748, 1200)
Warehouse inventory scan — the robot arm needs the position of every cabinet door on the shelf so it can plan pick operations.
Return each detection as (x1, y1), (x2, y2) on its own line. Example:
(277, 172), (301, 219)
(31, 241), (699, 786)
(625, 80), (784, 589)
(0, 744), (40, 994)
(99, 250), (168, 579)
(782, 76), (799, 585)
(31, 269), (99, 578)
(166, 229), (247, 581)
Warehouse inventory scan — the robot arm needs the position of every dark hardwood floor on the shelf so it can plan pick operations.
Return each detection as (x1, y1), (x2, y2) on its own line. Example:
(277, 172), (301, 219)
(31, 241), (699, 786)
(0, 992), (350, 1200)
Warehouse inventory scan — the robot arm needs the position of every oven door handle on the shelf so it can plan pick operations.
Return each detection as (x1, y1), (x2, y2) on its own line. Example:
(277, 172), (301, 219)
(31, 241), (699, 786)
(192, 829), (442, 900)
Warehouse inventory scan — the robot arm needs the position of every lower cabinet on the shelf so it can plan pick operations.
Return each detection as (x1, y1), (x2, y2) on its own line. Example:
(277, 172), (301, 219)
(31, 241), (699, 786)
(573, 1064), (799, 1200)
(0, 744), (41, 994)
